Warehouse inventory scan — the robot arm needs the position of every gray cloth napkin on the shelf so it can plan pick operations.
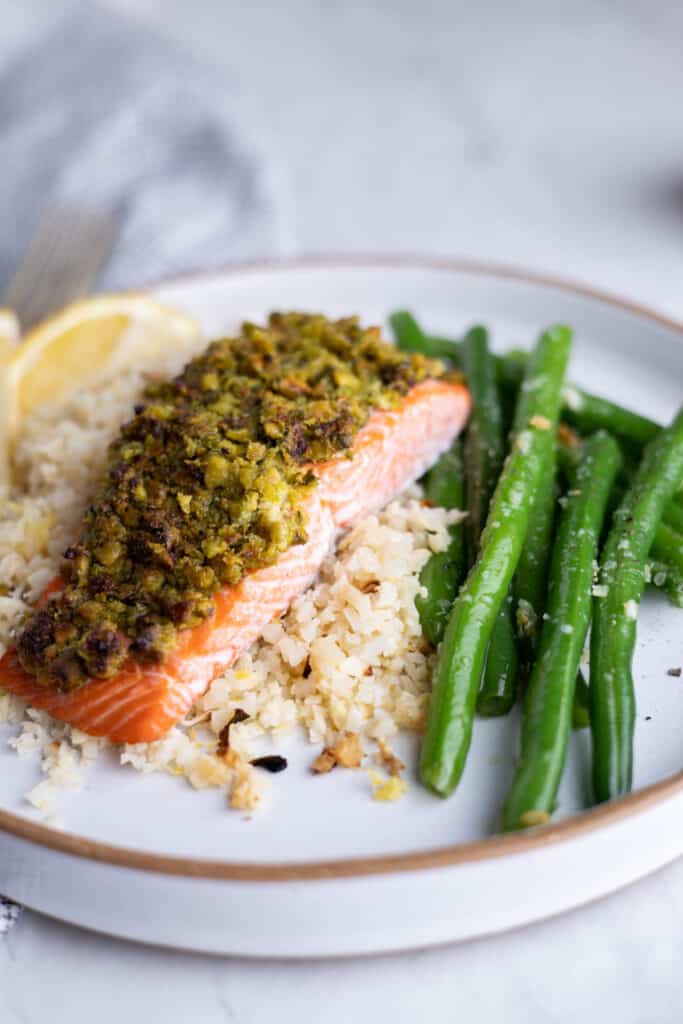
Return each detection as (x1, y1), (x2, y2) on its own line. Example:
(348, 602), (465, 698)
(0, 3), (287, 934)
(0, 3), (288, 292)
(0, 900), (21, 935)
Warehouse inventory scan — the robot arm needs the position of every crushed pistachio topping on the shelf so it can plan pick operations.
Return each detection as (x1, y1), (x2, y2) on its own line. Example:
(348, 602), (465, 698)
(17, 312), (444, 691)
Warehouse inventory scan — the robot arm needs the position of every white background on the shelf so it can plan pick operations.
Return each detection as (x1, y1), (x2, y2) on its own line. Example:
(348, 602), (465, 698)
(2, 0), (683, 1020)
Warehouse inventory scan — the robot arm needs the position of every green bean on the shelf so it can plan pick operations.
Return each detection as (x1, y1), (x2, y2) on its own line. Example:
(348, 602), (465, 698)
(572, 672), (591, 730)
(422, 443), (463, 509)
(389, 312), (459, 361)
(648, 559), (683, 608)
(415, 444), (467, 645)
(493, 354), (525, 392)
(662, 500), (683, 536)
(461, 326), (506, 562)
(617, 469), (683, 569)
(558, 444), (611, 731)
(647, 546), (682, 606)
(477, 596), (519, 716)
(393, 315), (516, 688)
(420, 325), (572, 796)
(563, 439), (683, 607)
(423, 317), (678, 573)
(513, 454), (557, 670)
(502, 431), (622, 829)
(559, 441), (607, 731)
(562, 387), (659, 449)
(508, 345), (559, 671)
(394, 314), (660, 453)
(616, 455), (683, 549)
(495, 354), (660, 448)
(590, 406), (683, 802)
(650, 521), (683, 577)
(430, 322), (659, 453)
(416, 545), (465, 647)
(460, 326), (519, 716)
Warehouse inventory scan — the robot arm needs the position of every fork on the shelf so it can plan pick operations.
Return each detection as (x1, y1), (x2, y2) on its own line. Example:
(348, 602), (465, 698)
(0, 206), (117, 915)
(2, 205), (118, 330)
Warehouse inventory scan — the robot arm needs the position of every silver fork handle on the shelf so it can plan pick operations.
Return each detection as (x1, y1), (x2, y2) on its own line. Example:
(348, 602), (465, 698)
(2, 206), (118, 330)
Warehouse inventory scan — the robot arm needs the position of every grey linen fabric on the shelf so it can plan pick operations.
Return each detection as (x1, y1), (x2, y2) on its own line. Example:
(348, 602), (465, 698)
(0, 4), (288, 292)
(0, 900), (21, 936)
(0, 3), (287, 932)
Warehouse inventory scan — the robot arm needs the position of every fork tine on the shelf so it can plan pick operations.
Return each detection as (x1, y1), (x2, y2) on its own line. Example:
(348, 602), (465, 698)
(3, 206), (118, 330)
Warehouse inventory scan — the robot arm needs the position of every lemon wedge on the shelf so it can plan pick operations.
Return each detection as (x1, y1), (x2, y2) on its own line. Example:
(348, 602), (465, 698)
(0, 294), (203, 488)
(0, 309), (20, 359)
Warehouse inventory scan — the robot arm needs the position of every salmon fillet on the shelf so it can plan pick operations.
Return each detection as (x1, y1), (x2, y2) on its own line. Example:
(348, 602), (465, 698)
(0, 378), (470, 743)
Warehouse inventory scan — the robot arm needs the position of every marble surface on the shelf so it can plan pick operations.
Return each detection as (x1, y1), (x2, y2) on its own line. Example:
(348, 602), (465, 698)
(2, 0), (683, 1020)
(2, 859), (683, 1022)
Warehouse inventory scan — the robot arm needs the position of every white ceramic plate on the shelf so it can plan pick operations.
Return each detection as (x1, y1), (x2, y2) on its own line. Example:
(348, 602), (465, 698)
(1, 258), (682, 957)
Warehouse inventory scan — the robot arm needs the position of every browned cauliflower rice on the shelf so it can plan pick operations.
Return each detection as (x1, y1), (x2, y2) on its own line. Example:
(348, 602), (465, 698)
(0, 341), (462, 820)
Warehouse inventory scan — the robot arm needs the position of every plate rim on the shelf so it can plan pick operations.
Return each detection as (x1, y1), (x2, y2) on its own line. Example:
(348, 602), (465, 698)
(2, 253), (682, 883)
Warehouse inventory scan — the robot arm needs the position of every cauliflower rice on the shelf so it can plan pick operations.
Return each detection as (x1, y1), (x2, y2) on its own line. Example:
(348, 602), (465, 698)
(0, 347), (461, 819)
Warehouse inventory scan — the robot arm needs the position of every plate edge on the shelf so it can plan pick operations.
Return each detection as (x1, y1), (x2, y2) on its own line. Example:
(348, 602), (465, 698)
(2, 253), (682, 883)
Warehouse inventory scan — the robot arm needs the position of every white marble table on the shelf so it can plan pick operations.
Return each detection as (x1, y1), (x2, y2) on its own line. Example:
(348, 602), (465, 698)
(2, 0), (683, 1019)
(2, 858), (683, 1022)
